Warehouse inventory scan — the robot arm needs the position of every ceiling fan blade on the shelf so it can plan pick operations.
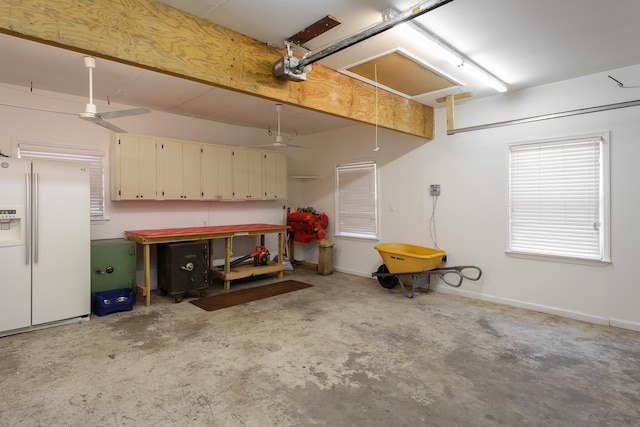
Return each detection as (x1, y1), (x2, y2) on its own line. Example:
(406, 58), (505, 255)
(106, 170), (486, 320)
(80, 115), (127, 133)
(99, 107), (151, 120)
(272, 141), (308, 149)
(0, 102), (76, 116)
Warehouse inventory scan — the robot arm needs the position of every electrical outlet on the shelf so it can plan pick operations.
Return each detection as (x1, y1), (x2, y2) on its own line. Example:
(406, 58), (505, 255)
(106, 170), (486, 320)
(430, 184), (441, 196)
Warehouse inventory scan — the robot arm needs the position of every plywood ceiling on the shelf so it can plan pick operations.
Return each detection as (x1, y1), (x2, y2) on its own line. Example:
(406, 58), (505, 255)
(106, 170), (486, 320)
(343, 50), (459, 98)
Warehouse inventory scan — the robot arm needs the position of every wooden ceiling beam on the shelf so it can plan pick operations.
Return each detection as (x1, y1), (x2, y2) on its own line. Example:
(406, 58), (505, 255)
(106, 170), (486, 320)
(0, 0), (433, 140)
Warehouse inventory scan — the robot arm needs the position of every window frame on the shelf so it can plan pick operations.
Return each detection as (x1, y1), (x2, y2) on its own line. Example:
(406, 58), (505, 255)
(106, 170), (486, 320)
(15, 141), (108, 221)
(506, 132), (610, 263)
(335, 160), (379, 240)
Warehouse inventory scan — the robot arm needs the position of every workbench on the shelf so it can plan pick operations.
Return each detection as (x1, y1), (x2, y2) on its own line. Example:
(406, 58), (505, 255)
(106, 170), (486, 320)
(124, 224), (288, 306)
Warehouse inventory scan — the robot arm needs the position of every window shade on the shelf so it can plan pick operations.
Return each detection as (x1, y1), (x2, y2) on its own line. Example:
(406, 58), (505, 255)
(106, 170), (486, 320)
(509, 137), (603, 260)
(17, 143), (106, 220)
(335, 161), (378, 238)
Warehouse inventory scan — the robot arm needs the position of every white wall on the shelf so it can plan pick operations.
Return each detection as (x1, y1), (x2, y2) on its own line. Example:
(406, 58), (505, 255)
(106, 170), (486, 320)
(295, 64), (640, 331)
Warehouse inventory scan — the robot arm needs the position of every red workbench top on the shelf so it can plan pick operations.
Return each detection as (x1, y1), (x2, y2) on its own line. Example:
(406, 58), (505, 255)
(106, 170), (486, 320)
(124, 223), (288, 240)
(124, 224), (289, 243)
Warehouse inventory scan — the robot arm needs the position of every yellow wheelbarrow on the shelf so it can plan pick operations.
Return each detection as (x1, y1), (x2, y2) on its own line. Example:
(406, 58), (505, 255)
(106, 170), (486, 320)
(372, 243), (482, 298)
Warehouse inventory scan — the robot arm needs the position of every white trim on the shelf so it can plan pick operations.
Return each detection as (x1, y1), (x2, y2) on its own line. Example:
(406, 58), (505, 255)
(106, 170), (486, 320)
(434, 286), (640, 329)
(609, 318), (640, 332)
(505, 250), (611, 266)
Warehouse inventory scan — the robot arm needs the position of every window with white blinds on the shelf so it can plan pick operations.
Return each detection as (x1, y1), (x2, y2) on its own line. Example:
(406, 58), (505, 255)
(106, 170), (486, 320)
(508, 133), (609, 262)
(335, 161), (378, 239)
(17, 142), (107, 220)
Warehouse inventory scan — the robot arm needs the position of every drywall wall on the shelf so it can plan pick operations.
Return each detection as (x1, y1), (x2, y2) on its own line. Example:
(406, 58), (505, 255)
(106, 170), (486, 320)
(297, 64), (640, 331)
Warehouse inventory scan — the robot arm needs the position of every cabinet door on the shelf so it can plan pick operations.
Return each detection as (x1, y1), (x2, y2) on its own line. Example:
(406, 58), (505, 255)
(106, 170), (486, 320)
(138, 138), (158, 199)
(232, 148), (250, 199)
(201, 145), (218, 200)
(159, 139), (202, 200)
(112, 134), (157, 200)
(182, 142), (202, 200)
(263, 151), (277, 199)
(263, 151), (288, 199)
(117, 135), (140, 200)
(159, 139), (183, 200)
(232, 148), (263, 200)
(247, 149), (263, 199)
(275, 151), (287, 199)
(216, 146), (233, 200)
(202, 145), (233, 200)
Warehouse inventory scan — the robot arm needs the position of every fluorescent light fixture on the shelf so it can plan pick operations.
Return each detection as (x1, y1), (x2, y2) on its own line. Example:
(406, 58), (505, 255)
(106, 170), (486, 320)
(382, 7), (508, 93)
(458, 61), (508, 93)
(392, 25), (461, 66)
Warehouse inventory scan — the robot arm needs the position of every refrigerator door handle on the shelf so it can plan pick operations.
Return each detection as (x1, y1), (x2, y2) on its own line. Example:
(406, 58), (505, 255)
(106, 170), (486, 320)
(25, 172), (31, 264)
(33, 172), (38, 264)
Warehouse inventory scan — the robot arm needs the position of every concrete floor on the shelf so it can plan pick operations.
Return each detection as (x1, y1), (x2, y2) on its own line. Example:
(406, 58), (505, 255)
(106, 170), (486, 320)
(1, 266), (639, 426)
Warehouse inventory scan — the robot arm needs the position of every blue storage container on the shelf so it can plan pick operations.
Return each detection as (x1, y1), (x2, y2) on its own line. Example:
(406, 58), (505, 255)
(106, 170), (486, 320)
(92, 288), (135, 316)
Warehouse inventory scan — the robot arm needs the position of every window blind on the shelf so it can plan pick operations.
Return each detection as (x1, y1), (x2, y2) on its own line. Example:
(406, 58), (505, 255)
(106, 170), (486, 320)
(17, 142), (106, 220)
(335, 161), (378, 238)
(508, 137), (604, 260)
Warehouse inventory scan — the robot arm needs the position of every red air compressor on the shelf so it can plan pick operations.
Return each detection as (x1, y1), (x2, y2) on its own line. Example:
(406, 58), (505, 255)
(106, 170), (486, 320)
(287, 207), (329, 243)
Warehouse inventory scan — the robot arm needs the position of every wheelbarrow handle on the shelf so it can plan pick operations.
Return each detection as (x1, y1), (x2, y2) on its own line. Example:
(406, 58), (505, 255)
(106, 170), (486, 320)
(432, 266), (482, 287)
(453, 266), (482, 281)
(435, 270), (464, 287)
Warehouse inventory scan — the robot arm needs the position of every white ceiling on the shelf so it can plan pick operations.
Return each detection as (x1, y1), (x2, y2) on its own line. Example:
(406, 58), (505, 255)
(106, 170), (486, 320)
(1, 0), (640, 136)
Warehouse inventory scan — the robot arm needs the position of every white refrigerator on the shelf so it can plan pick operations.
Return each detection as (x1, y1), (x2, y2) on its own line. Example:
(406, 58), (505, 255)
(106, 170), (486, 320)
(0, 157), (91, 335)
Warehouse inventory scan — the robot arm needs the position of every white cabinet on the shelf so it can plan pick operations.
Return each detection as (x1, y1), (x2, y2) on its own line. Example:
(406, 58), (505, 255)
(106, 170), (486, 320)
(263, 151), (288, 199)
(110, 134), (158, 200)
(158, 139), (202, 200)
(201, 144), (233, 200)
(110, 134), (286, 202)
(232, 148), (263, 200)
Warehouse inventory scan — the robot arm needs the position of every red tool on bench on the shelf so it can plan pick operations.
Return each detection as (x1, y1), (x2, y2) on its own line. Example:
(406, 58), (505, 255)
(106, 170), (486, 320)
(229, 245), (270, 267)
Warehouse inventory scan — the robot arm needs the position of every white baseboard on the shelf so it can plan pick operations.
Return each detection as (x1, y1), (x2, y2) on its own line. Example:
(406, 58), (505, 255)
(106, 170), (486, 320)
(436, 286), (640, 331)
(609, 318), (640, 332)
(333, 266), (371, 277)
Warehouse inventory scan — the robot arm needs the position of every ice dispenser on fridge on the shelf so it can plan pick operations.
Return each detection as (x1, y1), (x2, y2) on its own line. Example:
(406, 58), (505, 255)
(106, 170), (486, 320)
(0, 207), (25, 247)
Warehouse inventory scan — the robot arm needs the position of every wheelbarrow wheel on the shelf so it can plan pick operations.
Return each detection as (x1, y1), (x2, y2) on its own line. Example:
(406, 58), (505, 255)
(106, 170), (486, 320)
(376, 264), (399, 289)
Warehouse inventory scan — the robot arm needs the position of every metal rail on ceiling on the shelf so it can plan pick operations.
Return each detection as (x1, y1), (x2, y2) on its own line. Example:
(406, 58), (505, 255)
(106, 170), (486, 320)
(447, 99), (640, 135)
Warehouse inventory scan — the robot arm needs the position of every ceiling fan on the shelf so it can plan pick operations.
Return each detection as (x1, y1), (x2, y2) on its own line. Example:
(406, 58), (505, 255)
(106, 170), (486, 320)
(0, 56), (150, 133)
(76, 56), (151, 132)
(260, 104), (308, 149)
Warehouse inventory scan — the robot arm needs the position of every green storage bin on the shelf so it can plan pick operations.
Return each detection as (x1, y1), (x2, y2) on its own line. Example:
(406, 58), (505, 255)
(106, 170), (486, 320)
(91, 239), (137, 293)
